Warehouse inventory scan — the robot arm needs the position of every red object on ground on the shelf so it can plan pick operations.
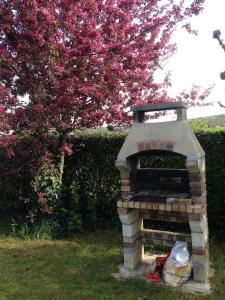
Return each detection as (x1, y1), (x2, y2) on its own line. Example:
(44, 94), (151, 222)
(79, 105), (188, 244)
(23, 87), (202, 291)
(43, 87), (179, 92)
(145, 270), (161, 284)
(145, 254), (169, 284)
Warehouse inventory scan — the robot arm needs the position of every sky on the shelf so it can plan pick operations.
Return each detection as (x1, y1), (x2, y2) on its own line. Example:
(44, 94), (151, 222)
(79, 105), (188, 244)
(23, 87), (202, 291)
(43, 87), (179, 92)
(158, 0), (225, 120)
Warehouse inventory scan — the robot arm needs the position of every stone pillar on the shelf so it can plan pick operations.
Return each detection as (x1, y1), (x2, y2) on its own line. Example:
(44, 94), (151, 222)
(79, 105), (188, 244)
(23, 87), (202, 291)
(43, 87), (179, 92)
(177, 107), (187, 121)
(186, 156), (210, 283)
(188, 210), (209, 282)
(133, 111), (144, 123)
(118, 208), (143, 270)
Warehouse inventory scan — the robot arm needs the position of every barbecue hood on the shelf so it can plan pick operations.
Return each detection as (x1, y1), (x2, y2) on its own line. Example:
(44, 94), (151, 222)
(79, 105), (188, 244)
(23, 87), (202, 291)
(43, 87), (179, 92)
(116, 102), (205, 179)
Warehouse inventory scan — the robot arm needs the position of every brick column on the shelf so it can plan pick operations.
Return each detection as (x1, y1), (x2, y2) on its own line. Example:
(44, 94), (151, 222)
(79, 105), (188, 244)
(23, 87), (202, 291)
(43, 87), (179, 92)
(188, 210), (209, 282)
(118, 208), (143, 270)
(189, 174), (207, 204)
(186, 156), (210, 283)
(119, 169), (131, 201)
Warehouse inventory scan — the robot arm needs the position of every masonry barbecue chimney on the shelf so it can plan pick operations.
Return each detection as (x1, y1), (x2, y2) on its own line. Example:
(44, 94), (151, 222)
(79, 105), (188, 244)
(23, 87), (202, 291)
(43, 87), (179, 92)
(115, 102), (210, 291)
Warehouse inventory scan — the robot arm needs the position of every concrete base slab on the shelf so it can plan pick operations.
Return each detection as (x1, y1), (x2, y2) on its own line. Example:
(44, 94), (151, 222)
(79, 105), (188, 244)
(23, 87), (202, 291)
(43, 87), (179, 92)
(112, 254), (213, 296)
(113, 270), (212, 295)
(114, 263), (149, 278)
(113, 254), (164, 278)
(181, 280), (212, 295)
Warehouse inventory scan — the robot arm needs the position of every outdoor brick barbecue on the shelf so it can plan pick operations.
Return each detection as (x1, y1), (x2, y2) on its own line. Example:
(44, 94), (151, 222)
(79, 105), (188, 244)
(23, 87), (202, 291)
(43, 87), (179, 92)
(115, 102), (210, 289)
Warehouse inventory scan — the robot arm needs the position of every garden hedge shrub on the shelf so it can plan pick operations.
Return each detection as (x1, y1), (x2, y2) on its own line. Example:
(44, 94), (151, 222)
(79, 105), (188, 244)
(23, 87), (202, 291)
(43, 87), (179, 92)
(0, 127), (225, 238)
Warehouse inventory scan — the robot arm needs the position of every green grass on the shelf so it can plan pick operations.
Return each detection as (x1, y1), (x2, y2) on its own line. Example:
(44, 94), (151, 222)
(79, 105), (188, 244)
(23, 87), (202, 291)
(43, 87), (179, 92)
(0, 228), (224, 300)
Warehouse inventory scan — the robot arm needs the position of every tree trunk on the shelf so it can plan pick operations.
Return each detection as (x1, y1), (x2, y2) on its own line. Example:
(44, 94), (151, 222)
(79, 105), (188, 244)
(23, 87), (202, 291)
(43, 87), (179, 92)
(58, 133), (67, 186)
(59, 149), (65, 186)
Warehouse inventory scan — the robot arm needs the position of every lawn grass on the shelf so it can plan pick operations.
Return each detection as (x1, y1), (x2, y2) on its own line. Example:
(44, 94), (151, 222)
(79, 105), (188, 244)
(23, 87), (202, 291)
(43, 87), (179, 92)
(0, 228), (224, 300)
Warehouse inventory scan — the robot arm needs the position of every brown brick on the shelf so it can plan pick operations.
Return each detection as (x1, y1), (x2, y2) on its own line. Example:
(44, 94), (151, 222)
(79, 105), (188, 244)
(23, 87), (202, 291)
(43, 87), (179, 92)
(190, 180), (205, 189)
(151, 139), (156, 148)
(194, 205), (202, 214)
(186, 235), (192, 243)
(123, 232), (140, 244)
(162, 239), (175, 247)
(153, 203), (159, 210)
(147, 213), (158, 221)
(123, 240), (142, 253)
(190, 187), (205, 197)
(128, 201), (134, 208)
(169, 216), (177, 222)
(151, 238), (162, 246)
(187, 205), (194, 213)
(117, 208), (128, 215)
(117, 200), (123, 208)
(153, 232), (163, 239)
(145, 141), (152, 150)
(166, 211), (172, 215)
(162, 233), (171, 240)
(167, 143), (174, 151)
(144, 213), (151, 218)
(161, 215), (170, 222)
(137, 141), (145, 151)
(159, 203), (165, 211)
(121, 185), (131, 192)
(192, 254), (208, 264)
(189, 172), (204, 181)
(141, 213), (147, 219)
(192, 246), (209, 283)
(188, 213), (201, 221)
(121, 191), (130, 200)
(120, 179), (130, 186)
(192, 247), (206, 255)
(120, 170), (129, 180)
(122, 201), (129, 208)
(146, 202), (153, 210)
(180, 204), (187, 212)
(140, 202), (146, 209)
(192, 194), (206, 205)
(175, 234), (186, 242)
(134, 202), (139, 209)
(140, 230), (148, 237)
(165, 204), (172, 211)
(172, 204), (179, 212)
(180, 212), (188, 218)
(142, 237), (154, 244)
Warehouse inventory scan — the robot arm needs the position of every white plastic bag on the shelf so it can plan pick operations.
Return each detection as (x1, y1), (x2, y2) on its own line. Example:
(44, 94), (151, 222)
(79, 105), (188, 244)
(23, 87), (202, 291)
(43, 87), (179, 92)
(170, 241), (189, 267)
(163, 241), (192, 287)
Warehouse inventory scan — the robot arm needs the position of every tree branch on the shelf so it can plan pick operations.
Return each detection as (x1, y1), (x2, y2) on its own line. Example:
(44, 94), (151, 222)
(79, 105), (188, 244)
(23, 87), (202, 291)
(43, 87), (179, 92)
(218, 101), (225, 108)
(213, 30), (225, 52)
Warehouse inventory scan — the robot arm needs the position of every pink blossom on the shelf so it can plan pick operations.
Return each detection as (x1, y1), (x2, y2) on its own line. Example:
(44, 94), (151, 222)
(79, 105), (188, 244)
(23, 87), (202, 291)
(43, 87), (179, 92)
(38, 192), (49, 214)
(59, 144), (73, 156)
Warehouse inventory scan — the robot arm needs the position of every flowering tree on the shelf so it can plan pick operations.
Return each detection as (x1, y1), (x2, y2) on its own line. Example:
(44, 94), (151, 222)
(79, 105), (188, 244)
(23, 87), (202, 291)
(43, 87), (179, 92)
(0, 0), (206, 215)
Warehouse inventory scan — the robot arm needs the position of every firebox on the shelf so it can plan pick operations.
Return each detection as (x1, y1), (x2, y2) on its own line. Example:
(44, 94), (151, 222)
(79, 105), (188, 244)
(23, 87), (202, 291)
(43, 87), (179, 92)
(115, 102), (210, 288)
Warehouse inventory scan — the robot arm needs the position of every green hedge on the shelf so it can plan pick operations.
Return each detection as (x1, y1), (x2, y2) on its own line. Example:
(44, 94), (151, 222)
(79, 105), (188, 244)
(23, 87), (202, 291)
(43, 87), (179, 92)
(66, 128), (225, 237)
(63, 128), (225, 236)
(63, 132), (125, 231)
(195, 128), (225, 237)
(0, 127), (225, 237)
